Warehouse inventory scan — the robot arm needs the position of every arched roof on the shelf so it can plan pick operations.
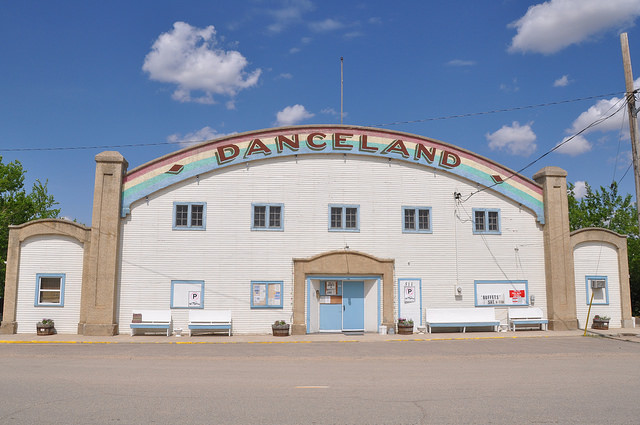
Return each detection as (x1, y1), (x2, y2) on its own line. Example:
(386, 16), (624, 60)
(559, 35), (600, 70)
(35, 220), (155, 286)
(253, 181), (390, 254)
(122, 125), (544, 223)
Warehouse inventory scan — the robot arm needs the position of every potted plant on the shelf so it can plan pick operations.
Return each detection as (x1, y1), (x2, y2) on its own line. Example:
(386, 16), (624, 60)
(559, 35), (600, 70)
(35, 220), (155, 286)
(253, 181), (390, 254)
(36, 318), (55, 335)
(397, 318), (414, 335)
(592, 315), (610, 330)
(272, 320), (290, 336)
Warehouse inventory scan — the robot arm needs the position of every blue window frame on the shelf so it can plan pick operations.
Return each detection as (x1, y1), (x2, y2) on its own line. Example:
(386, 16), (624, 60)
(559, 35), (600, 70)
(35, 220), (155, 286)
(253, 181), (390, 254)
(170, 280), (205, 309)
(251, 281), (283, 308)
(173, 202), (206, 230)
(251, 203), (284, 231)
(35, 273), (65, 307)
(328, 204), (360, 232)
(402, 207), (432, 233)
(472, 208), (501, 234)
(585, 276), (609, 305)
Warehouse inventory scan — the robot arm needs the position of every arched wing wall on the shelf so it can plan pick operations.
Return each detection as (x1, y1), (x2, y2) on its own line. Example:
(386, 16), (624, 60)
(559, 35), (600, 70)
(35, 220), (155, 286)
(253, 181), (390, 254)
(122, 126), (544, 223)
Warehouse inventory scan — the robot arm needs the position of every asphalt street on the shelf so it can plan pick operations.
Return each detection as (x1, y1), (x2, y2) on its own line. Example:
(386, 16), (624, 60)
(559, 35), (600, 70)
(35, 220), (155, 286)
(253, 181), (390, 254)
(0, 335), (639, 424)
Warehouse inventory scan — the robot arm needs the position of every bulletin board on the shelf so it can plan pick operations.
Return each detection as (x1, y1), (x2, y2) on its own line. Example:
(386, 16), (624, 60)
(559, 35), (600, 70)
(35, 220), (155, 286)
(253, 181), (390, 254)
(474, 280), (528, 307)
(251, 281), (283, 308)
(171, 280), (204, 309)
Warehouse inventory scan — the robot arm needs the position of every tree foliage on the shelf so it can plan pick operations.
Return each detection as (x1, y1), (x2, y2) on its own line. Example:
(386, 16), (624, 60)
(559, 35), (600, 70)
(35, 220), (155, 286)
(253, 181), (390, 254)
(568, 182), (640, 316)
(1, 156), (60, 298)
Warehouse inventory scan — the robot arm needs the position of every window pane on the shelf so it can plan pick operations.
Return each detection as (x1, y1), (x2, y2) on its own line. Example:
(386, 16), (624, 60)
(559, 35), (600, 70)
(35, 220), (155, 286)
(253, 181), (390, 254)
(254, 206), (266, 228)
(474, 211), (485, 231)
(39, 291), (61, 303)
(175, 205), (188, 226)
(593, 288), (605, 301)
(404, 209), (415, 230)
(191, 204), (203, 227)
(418, 209), (430, 230)
(269, 206), (281, 228)
(40, 277), (61, 290)
(488, 211), (499, 231)
(331, 207), (342, 228)
(345, 208), (357, 229)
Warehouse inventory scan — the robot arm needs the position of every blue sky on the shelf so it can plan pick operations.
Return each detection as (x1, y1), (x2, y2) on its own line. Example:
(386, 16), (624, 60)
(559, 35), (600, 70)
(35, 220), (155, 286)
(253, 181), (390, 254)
(2, 0), (640, 225)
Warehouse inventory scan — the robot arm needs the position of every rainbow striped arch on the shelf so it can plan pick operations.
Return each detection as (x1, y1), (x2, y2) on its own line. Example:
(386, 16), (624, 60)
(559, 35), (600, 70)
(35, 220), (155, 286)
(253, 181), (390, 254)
(122, 125), (544, 223)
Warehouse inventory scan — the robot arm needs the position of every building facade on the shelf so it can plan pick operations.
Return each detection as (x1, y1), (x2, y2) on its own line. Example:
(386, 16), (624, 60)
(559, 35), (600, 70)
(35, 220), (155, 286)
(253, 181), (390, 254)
(0, 126), (634, 335)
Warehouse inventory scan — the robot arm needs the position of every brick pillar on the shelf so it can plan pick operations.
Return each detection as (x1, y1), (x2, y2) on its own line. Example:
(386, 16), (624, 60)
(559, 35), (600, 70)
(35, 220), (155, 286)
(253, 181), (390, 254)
(533, 167), (578, 330)
(79, 151), (128, 335)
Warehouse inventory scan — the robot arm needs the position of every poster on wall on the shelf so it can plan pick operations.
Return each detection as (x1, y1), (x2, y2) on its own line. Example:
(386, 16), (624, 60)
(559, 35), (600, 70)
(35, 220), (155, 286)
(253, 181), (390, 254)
(474, 281), (528, 307)
(398, 278), (421, 325)
(253, 283), (267, 306)
(325, 281), (338, 295)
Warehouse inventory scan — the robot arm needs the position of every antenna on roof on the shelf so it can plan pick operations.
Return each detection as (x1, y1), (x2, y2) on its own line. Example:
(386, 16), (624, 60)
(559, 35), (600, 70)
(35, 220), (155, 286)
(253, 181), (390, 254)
(340, 56), (344, 125)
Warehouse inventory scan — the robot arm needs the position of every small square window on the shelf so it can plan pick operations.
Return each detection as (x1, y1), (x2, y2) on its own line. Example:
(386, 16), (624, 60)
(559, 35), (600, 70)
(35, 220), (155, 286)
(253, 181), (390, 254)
(173, 202), (206, 230)
(328, 205), (359, 232)
(252, 204), (284, 231)
(586, 276), (609, 305)
(473, 209), (500, 234)
(35, 274), (65, 307)
(402, 207), (432, 233)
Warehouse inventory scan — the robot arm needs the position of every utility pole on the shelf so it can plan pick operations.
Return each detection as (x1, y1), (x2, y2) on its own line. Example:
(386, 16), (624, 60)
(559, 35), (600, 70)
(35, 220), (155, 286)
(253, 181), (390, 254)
(340, 57), (344, 125)
(621, 33), (640, 230)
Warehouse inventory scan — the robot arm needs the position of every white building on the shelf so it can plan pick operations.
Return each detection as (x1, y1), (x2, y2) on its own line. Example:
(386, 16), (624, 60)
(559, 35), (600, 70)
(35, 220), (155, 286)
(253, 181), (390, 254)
(1, 126), (633, 335)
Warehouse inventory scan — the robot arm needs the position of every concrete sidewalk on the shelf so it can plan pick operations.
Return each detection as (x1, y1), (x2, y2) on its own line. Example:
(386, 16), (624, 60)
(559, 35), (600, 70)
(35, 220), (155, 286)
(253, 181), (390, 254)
(1, 327), (639, 344)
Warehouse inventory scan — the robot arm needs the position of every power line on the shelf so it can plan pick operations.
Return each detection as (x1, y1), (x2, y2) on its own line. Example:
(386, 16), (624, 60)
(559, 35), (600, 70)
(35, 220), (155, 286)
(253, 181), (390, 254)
(0, 91), (629, 153)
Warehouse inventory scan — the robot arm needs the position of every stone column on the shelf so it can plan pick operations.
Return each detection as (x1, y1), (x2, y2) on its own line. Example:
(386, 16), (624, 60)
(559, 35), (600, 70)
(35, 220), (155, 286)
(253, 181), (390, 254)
(533, 167), (578, 330)
(79, 151), (128, 335)
(0, 229), (21, 334)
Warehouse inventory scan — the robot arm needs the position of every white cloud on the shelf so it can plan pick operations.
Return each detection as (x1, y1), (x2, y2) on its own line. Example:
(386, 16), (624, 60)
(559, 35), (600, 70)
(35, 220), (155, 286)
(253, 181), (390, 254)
(572, 180), (588, 199)
(267, 0), (314, 33)
(567, 97), (627, 136)
(167, 126), (236, 148)
(486, 121), (537, 156)
(275, 104), (314, 126)
(143, 22), (261, 104)
(446, 59), (476, 67)
(310, 18), (345, 32)
(289, 47), (301, 54)
(321, 107), (338, 116)
(553, 75), (570, 87)
(368, 17), (382, 25)
(554, 134), (592, 156)
(508, 0), (640, 54)
(278, 73), (293, 79)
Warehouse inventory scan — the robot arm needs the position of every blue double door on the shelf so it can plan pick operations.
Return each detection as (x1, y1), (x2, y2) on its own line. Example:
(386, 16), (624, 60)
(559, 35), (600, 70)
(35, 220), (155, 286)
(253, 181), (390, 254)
(319, 281), (364, 331)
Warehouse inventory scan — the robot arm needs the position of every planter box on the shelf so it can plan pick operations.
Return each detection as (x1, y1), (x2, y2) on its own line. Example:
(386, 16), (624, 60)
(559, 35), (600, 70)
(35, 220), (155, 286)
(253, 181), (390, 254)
(397, 324), (414, 335)
(37, 325), (55, 335)
(272, 325), (290, 336)
(592, 320), (609, 330)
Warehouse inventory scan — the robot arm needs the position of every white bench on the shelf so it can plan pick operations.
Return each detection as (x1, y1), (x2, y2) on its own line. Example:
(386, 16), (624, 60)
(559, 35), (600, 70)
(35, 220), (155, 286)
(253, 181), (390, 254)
(188, 310), (232, 336)
(508, 307), (548, 331)
(130, 310), (172, 336)
(425, 308), (500, 333)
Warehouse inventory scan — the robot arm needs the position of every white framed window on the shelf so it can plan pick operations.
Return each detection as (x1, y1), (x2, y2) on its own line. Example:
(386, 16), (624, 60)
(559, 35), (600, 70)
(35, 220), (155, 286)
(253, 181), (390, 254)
(170, 280), (205, 309)
(402, 207), (432, 233)
(251, 281), (283, 308)
(473, 208), (500, 234)
(35, 273), (65, 307)
(252, 203), (284, 231)
(173, 202), (206, 230)
(585, 276), (609, 305)
(329, 204), (359, 232)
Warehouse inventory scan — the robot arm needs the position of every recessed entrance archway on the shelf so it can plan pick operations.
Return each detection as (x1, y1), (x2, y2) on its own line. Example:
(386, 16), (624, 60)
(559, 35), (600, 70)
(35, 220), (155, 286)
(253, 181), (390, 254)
(292, 250), (394, 335)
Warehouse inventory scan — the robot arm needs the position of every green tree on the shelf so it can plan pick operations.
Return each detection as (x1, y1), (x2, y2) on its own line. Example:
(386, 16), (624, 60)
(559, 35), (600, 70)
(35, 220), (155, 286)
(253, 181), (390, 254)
(1, 156), (60, 298)
(568, 182), (640, 316)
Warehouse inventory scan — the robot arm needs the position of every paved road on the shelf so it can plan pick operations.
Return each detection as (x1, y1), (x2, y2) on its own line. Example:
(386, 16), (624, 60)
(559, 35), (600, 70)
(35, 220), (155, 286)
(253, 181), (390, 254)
(1, 336), (638, 424)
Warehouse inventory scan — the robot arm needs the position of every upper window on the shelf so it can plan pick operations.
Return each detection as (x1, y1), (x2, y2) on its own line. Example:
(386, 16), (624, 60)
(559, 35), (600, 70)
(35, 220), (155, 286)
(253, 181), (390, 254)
(586, 276), (609, 305)
(329, 204), (359, 232)
(35, 273), (65, 307)
(173, 202), (206, 230)
(402, 207), (432, 233)
(252, 203), (284, 231)
(473, 208), (500, 234)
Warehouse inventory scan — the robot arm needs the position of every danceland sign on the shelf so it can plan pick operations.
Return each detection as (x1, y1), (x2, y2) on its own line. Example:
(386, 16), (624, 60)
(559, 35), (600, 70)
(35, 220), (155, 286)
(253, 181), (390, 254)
(121, 126), (544, 222)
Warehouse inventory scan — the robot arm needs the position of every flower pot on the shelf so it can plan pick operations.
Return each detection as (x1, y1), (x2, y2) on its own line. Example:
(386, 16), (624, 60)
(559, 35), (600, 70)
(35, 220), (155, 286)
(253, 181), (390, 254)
(272, 325), (290, 336)
(397, 323), (414, 335)
(592, 320), (609, 330)
(37, 324), (55, 335)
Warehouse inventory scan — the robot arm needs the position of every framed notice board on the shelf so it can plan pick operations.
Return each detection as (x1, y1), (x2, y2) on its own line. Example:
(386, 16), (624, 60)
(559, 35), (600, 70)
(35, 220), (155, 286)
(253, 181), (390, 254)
(474, 280), (528, 307)
(171, 280), (205, 309)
